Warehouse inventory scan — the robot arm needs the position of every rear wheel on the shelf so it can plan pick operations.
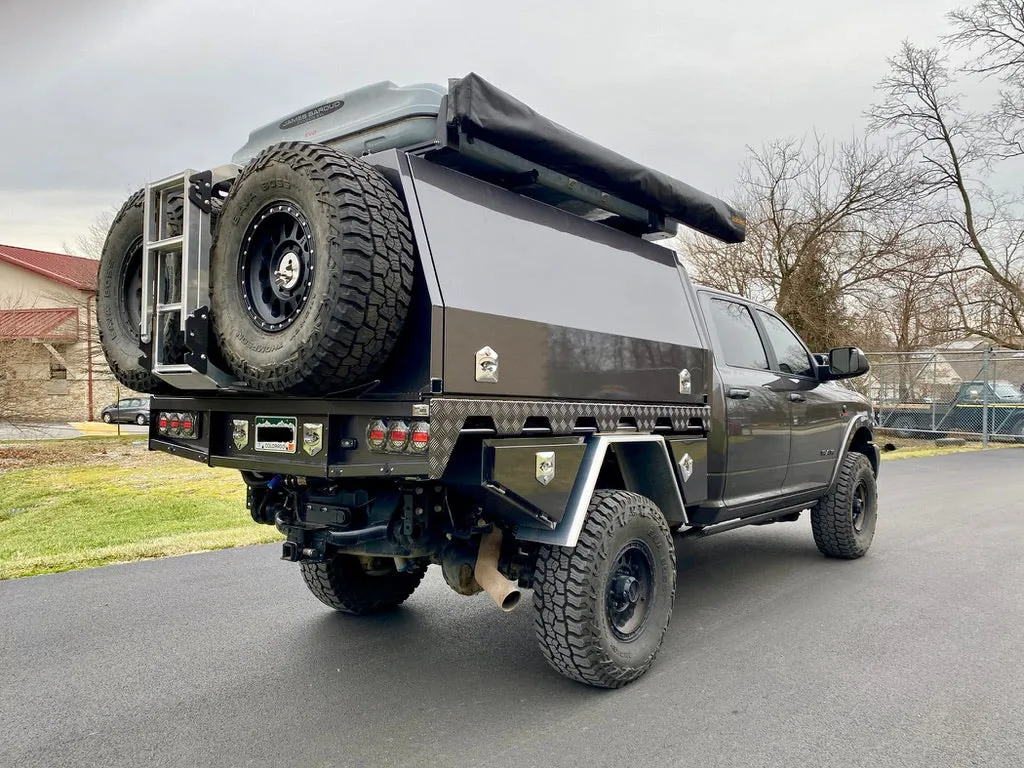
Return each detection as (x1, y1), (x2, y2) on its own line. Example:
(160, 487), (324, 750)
(533, 490), (676, 688)
(301, 553), (425, 615)
(810, 452), (878, 559)
(209, 141), (415, 395)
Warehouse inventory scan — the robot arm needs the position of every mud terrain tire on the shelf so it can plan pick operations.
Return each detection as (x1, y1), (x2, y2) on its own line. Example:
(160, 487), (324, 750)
(208, 142), (415, 395)
(533, 490), (676, 688)
(301, 553), (425, 615)
(810, 452), (878, 559)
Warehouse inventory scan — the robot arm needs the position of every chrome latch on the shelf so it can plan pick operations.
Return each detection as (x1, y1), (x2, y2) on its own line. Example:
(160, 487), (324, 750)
(679, 452), (694, 482)
(232, 419), (249, 450)
(475, 346), (499, 383)
(303, 423), (324, 456)
(536, 451), (555, 485)
(679, 368), (692, 395)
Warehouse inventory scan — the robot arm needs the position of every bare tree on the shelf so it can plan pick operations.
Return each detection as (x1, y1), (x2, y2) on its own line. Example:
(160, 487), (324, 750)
(946, 0), (1024, 159)
(62, 205), (116, 260)
(677, 134), (923, 351)
(867, 39), (1024, 348)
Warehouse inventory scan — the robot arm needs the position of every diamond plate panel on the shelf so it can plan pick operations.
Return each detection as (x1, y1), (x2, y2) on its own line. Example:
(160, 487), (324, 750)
(427, 397), (710, 478)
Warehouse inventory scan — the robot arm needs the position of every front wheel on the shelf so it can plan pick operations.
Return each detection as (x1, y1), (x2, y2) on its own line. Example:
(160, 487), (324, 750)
(301, 552), (425, 615)
(102, 412), (112, 424)
(533, 490), (676, 688)
(810, 452), (878, 559)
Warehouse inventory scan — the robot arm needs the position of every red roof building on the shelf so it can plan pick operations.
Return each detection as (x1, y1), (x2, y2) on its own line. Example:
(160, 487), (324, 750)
(0, 308), (81, 342)
(0, 244), (121, 422)
(0, 244), (98, 292)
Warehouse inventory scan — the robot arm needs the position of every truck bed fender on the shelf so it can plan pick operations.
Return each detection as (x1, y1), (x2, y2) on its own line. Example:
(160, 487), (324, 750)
(514, 434), (688, 547)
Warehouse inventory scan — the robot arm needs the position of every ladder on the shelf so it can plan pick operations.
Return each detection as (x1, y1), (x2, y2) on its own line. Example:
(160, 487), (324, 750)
(140, 170), (237, 390)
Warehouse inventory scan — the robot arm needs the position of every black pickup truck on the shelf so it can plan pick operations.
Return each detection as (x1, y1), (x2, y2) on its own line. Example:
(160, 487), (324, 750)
(877, 380), (1024, 441)
(96, 73), (879, 689)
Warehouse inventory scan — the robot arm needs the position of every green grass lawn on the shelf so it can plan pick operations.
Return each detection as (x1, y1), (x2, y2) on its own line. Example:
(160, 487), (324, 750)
(879, 440), (1023, 460)
(1, 433), (1017, 580)
(0, 437), (280, 579)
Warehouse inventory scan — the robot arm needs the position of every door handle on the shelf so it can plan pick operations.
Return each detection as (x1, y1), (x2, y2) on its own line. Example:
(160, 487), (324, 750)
(788, 392), (807, 402)
(727, 388), (750, 400)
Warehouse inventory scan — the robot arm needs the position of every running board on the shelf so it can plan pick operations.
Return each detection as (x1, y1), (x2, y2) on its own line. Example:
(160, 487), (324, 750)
(678, 504), (807, 538)
(140, 168), (240, 390)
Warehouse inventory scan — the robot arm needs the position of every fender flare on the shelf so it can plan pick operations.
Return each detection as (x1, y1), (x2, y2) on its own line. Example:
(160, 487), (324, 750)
(827, 414), (879, 491)
(514, 434), (689, 547)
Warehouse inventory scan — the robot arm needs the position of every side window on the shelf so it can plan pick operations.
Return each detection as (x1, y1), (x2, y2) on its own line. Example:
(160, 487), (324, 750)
(707, 298), (769, 370)
(756, 311), (814, 377)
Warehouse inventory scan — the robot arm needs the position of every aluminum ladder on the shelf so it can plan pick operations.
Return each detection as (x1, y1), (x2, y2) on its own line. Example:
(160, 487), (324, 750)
(140, 170), (237, 390)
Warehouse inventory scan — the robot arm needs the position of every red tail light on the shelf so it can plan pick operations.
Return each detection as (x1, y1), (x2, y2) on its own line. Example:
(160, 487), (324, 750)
(409, 421), (430, 453)
(387, 421), (409, 451)
(366, 420), (387, 450)
(157, 411), (198, 439)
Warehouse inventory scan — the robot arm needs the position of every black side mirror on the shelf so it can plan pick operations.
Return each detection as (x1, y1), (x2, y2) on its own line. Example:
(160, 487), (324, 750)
(821, 347), (870, 380)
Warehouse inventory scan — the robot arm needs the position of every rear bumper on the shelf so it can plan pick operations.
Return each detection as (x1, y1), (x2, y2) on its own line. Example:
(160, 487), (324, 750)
(148, 396), (430, 480)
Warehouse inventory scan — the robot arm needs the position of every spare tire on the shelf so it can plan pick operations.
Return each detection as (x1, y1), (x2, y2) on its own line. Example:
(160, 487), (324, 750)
(96, 189), (185, 394)
(208, 142), (415, 395)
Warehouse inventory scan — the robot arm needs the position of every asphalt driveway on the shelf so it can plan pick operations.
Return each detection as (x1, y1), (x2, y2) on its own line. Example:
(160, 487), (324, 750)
(1, 450), (1022, 768)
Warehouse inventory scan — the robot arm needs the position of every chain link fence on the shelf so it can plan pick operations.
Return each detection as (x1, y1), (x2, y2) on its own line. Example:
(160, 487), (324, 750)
(857, 347), (1024, 447)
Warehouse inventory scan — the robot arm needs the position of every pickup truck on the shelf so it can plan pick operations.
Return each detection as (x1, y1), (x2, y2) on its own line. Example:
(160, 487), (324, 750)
(877, 380), (1024, 441)
(95, 73), (879, 688)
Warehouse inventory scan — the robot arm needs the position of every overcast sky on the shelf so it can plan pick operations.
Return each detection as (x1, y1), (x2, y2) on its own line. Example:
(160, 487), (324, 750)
(0, 0), (969, 254)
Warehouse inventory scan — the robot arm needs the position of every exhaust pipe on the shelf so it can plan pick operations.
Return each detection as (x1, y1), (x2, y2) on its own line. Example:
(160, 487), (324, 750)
(473, 528), (522, 612)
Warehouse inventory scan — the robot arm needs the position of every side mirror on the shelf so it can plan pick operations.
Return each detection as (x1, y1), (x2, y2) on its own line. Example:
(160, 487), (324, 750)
(822, 347), (870, 380)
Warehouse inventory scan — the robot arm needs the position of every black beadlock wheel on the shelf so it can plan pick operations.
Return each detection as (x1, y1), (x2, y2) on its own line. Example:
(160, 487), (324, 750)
(532, 490), (676, 688)
(208, 141), (415, 395)
(301, 553), (425, 615)
(96, 189), (186, 394)
(810, 452), (878, 559)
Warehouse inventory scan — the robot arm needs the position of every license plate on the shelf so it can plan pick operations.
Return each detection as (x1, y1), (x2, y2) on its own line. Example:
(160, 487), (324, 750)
(254, 416), (297, 453)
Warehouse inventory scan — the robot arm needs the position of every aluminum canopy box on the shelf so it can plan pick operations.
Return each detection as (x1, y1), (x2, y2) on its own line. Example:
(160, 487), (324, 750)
(231, 73), (746, 243)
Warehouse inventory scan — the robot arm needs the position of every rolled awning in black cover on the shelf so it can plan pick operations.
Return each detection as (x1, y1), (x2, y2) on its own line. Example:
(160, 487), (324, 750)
(445, 73), (746, 244)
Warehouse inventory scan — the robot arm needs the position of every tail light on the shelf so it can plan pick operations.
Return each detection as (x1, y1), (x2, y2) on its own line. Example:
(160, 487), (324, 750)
(408, 421), (430, 453)
(387, 420), (409, 452)
(366, 417), (429, 455)
(157, 411), (200, 439)
(366, 420), (388, 451)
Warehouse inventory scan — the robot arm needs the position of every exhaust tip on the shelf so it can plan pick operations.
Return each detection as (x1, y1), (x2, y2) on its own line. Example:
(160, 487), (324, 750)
(499, 590), (522, 612)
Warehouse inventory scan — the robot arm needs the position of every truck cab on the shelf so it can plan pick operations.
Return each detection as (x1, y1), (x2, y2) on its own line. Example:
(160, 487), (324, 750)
(695, 287), (877, 524)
